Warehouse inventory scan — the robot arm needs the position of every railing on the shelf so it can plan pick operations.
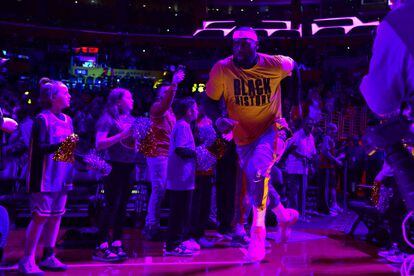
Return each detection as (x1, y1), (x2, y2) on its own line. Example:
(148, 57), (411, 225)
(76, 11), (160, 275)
(316, 106), (368, 139)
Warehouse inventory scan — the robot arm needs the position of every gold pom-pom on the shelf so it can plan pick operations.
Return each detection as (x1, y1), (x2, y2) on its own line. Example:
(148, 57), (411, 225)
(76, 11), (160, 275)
(53, 133), (79, 163)
(370, 181), (380, 206)
(138, 129), (156, 156)
(371, 180), (393, 212)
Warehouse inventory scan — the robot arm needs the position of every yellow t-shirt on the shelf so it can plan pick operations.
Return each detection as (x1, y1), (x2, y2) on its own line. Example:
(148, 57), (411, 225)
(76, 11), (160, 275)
(206, 53), (294, 145)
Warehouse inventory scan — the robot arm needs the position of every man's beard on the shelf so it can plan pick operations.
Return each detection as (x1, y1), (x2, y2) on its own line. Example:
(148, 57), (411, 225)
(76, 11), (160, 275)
(234, 55), (257, 69)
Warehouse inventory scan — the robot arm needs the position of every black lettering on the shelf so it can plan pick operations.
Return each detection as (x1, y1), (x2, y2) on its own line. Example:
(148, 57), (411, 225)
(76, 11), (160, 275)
(263, 78), (271, 94)
(235, 96), (241, 105)
(247, 80), (256, 96)
(243, 96), (250, 106)
(234, 79), (241, 96)
(255, 79), (263, 95)
(256, 95), (261, 106)
(241, 80), (248, 96)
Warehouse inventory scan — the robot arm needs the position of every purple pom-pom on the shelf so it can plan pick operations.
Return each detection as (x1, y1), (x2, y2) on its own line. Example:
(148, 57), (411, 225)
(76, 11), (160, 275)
(84, 150), (112, 176)
(196, 145), (216, 172)
(198, 125), (216, 147)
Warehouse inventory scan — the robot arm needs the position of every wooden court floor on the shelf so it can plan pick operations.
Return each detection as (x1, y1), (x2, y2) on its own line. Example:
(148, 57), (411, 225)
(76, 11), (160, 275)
(0, 216), (400, 275)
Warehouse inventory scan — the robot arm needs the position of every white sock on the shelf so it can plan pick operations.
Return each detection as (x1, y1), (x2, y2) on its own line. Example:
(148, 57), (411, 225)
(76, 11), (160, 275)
(252, 207), (266, 228)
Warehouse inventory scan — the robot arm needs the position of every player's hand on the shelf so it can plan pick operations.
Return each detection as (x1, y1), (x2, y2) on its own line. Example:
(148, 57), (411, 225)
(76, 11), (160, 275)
(216, 117), (237, 134)
(275, 117), (289, 129)
(1, 117), (18, 133)
(222, 131), (233, 142)
(274, 117), (292, 141)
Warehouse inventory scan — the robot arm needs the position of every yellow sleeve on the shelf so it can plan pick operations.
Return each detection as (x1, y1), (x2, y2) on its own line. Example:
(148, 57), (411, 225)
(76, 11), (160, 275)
(206, 61), (224, 101)
(272, 55), (294, 78)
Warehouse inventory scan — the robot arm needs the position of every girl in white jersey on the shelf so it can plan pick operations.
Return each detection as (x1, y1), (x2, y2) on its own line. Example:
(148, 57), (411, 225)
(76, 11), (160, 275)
(19, 78), (74, 274)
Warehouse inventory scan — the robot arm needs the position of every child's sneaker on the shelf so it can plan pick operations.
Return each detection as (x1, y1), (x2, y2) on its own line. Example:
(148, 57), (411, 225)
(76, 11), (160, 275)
(182, 239), (201, 252)
(111, 241), (128, 260)
(18, 258), (44, 275)
(39, 255), (67, 271)
(92, 243), (120, 262)
(164, 244), (194, 257)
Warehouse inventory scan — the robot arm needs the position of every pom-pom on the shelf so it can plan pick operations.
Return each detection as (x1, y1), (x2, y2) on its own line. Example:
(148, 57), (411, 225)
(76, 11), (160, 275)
(53, 133), (79, 163)
(131, 117), (151, 142)
(83, 150), (112, 176)
(198, 125), (217, 148)
(196, 145), (217, 172)
(370, 181), (380, 206)
(371, 181), (393, 213)
(131, 116), (155, 154)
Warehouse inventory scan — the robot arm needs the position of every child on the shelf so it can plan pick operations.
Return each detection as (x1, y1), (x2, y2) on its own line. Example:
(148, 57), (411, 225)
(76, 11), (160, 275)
(19, 78), (74, 274)
(94, 88), (136, 262)
(164, 98), (198, 256)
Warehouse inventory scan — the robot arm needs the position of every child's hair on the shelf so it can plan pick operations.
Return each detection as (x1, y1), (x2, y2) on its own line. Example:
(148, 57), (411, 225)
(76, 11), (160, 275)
(105, 87), (130, 119)
(39, 77), (65, 109)
(173, 97), (196, 119)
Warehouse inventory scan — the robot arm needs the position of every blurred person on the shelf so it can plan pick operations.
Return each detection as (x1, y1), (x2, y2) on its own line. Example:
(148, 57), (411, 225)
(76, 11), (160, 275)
(307, 89), (323, 122)
(284, 118), (317, 214)
(318, 123), (344, 216)
(373, 161), (409, 263)
(360, 0), (413, 118)
(360, 0), (414, 212)
(346, 137), (366, 197)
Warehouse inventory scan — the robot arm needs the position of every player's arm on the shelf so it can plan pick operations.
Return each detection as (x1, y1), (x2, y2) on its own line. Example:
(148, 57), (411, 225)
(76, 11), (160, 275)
(274, 55), (298, 140)
(204, 62), (236, 133)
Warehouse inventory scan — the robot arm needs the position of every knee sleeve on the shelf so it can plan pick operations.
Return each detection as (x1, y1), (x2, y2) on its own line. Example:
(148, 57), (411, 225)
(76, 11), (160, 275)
(249, 175), (269, 211)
